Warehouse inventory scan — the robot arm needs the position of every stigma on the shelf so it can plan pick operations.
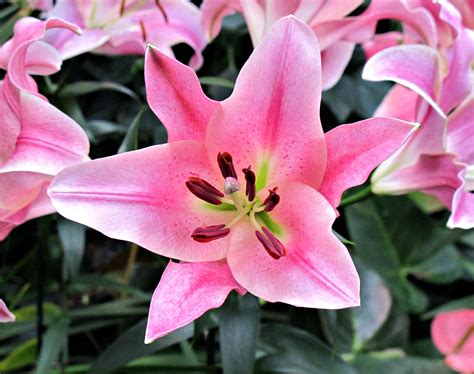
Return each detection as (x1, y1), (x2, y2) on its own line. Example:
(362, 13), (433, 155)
(186, 152), (285, 259)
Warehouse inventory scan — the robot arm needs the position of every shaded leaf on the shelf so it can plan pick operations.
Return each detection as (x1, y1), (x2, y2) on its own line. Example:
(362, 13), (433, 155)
(118, 108), (145, 153)
(58, 218), (86, 279)
(219, 294), (260, 374)
(0, 338), (37, 372)
(88, 318), (194, 373)
(35, 315), (70, 374)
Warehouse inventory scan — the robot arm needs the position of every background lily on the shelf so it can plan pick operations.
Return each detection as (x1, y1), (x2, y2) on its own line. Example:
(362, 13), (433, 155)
(49, 16), (415, 343)
(201, 0), (365, 89)
(44, 0), (207, 68)
(0, 299), (15, 323)
(0, 17), (90, 239)
(361, 1), (474, 228)
(431, 309), (474, 373)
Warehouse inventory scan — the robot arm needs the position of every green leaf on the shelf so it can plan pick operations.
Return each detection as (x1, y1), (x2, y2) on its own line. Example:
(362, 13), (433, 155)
(58, 81), (140, 102)
(88, 318), (194, 373)
(58, 218), (86, 279)
(320, 260), (409, 353)
(0, 11), (22, 45)
(219, 294), (260, 374)
(199, 76), (235, 89)
(407, 245), (464, 284)
(345, 196), (460, 313)
(256, 324), (356, 373)
(351, 351), (451, 374)
(35, 315), (70, 374)
(118, 108), (145, 153)
(69, 299), (147, 319)
(423, 295), (474, 319)
(0, 338), (37, 371)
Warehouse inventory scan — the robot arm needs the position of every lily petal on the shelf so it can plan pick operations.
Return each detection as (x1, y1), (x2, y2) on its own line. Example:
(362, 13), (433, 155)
(362, 44), (444, 117)
(321, 40), (355, 90)
(227, 182), (360, 309)
(319, 117), (416, 208)
(374, 84), (419, 121)
(0, 91), (89, 175)
(206, 16), (326, 189)
(0, 299), (15, 323)
(145, 260), (245, 343)
(49, 141), (234, 262)
(447, 95), (474, 165)
(431, 309), (474, 373)
(0, 80), (20, 165)
(201, 0), (241, 41)
(448, 170), (474, 229)
(145, 45), (217, 142)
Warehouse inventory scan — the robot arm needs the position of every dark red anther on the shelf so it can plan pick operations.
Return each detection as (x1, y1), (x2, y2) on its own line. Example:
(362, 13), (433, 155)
(255, 227), (286, 259)
(217, 152), (237, 179)
(186, 177), (224, 205)
(192, 224), (230, 243)
(263, 187), (280, 212)
(242, 166), (256, 202)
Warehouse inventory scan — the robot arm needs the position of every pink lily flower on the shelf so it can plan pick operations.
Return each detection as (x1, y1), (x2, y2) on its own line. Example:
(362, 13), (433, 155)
(0, 17), (90, 239)
(201, 0), (364, 89)
(27, 0), (53, 12)
(432, 309), (474, 373)
(0, 299), (15, 323)
(48, 17), (415, 343)
(45, 0), (207, 68)
(362, 2), (474, 228)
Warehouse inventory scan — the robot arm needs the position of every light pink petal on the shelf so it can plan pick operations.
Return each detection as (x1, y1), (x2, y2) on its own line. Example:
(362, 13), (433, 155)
(439, 27), (474, 113)
(24, 41), (62, 76)
(206, 16), (327, 190)
(362, 45), (444, 117)
(447, 95), (474, 165)
(0, 172), (51, 214)
(239, 0), (266, 45)
(319, 117), (415, 208)
(227, 182), (360, 308)
(201, 0), (241, 41)
(27, 0), (53, 11)
(145, 45), (217, 142)
(0, 91), (89, 175)
(0, 223), (15, 241)
(431, 309), (474, 373)
(0, 299), (15, 323)
(448, 170), (474, 229)
(313, 0), (436, 51)
(51, 30), (110, 60)
(362, 31), (403, 60)
(7, 17), (81, 91)
(0, 80), (20, 165)
(374, 84), (419, 122)
(49, 141), (235, 262)
(145, 260), (245, 343)
(321, 40), (355, 90)
(372, 154), (460, 196)
(305, 0), (363, 24)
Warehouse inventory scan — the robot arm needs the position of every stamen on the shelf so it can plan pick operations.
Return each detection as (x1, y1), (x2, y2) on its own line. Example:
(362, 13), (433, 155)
(119, 0), (126, 16)
(155, 0), (168, 23)
(140, 20), (148, 43)
(255, 227), (286, 259)
(263, 187), (280, 212)
(192, 224), (230, 243)
(186, 177), (224, 205)
(217, 152), (237, 179)
(242, 166), (256, 202)
(224, 177), (240, 195)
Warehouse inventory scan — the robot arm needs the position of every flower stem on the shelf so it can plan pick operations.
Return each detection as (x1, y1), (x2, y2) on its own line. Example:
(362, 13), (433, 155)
(123, 243), (139, 285)
(340, 185), (373, 207)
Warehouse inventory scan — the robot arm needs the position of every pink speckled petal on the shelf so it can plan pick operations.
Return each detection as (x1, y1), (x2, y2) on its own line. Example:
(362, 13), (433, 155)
(145, 260), (245, 343)
(227, 182), (360, 309)
(145, 45), (217, 142)
(49, 141), (235, 262)
(206, 17), (326, 190)
(319, 117), (415, 208)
